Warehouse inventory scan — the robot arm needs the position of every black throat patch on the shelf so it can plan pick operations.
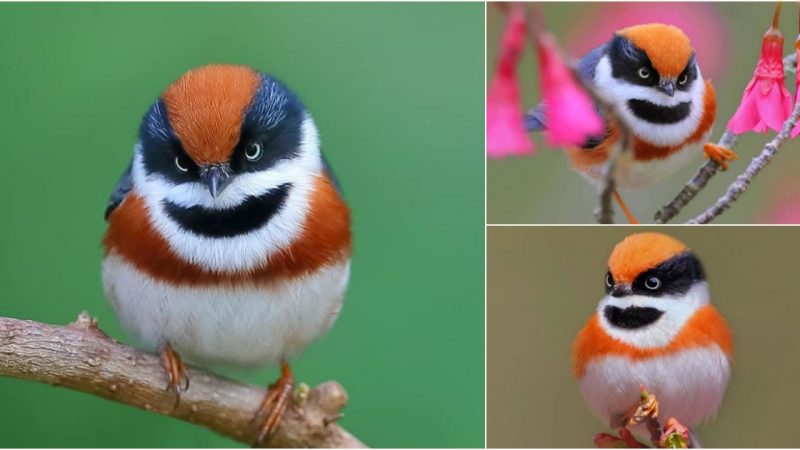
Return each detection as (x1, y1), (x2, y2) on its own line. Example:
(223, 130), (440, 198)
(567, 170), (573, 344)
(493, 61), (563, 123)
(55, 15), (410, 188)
(627, 99), (691, 124)
(163, 183), (292, 238)
(604, 305), (664, 329)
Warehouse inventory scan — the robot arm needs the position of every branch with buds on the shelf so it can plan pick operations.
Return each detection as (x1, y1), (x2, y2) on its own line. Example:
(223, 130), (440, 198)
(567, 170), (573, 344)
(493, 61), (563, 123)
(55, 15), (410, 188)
(593, 386), (692, 449)
(0, 313), (366, 448)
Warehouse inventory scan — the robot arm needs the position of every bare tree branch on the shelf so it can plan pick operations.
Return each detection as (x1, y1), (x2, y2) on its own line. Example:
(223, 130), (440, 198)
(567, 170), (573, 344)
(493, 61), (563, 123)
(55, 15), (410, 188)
(688, 99), (800, 224)
(0, 313), (367, 449)
(654, 52), (797, 224)
(652, 131), (739, 223)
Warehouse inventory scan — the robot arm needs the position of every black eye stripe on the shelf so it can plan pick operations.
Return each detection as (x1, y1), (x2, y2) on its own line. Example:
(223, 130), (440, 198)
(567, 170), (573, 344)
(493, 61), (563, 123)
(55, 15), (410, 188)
(608, 36), (697, 92)
(609, 35), (658, 88)
(632, 252), (705, 297)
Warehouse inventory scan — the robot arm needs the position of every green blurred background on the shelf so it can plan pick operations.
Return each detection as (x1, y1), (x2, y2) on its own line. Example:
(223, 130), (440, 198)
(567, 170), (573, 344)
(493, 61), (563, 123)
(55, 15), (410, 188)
(488, 2), (800, 224)
(487, 226), (800, 447)
(0, 3), (484, 447)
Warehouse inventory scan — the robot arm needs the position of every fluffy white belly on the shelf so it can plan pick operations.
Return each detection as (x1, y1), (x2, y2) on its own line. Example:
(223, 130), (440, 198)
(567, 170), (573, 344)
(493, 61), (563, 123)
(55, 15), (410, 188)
(581, 140), (704, 189)
(102, 252), (350, 368)
(579, 345), (730, 429)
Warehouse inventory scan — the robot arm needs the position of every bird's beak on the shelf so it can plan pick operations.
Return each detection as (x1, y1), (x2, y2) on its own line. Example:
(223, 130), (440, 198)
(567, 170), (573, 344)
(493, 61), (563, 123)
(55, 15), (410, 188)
(610, 284), (632, 297)
(659, 78), (676, 97)
(200, 164), (232, 198)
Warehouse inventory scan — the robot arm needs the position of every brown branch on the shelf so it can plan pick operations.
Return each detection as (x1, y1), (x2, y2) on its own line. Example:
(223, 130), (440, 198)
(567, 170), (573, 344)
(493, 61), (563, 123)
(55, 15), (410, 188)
(0, 313), (366, 448)
(561, 65), (632, 224)
(653, 52), (797, 223)
(652, 131), (738, 223)
(688, 98), (800, 224)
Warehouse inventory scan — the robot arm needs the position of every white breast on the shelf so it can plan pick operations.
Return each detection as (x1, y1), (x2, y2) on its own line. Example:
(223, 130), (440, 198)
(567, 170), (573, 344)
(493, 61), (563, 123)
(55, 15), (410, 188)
(579, 137), (706, 189)
(102, 252), (350, 368)
(579, 345), (730, 429)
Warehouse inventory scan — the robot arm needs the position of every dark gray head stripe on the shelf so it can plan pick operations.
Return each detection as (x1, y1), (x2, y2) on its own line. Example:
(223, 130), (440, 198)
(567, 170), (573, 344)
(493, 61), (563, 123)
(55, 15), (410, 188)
(605, 251), (705, 298)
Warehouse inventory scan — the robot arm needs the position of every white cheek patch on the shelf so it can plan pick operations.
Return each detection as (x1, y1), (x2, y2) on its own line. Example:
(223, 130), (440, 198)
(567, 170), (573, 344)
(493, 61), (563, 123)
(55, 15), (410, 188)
(131, 115), (323, 273)
(594, 56), (706, 147)
(596, 282), (710, 349)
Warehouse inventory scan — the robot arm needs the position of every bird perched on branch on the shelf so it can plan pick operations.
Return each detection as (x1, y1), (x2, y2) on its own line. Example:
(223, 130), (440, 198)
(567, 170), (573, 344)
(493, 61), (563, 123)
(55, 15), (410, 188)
(573, 232), (733, 447)
(101, 64), (352, 443)
(527, 24), (737, 223)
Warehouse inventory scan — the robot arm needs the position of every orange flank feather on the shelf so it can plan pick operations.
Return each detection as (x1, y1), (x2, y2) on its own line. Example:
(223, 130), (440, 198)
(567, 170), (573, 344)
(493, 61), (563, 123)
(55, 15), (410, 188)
(103, 173), (351, 285)
(632, 80), (717, 160)
(566, 80), (716, 170)
(162, 65), (261, 165)
(617, 24), (694, 78)
(607, 232), (687, 284)
(573, 304), (733, 378)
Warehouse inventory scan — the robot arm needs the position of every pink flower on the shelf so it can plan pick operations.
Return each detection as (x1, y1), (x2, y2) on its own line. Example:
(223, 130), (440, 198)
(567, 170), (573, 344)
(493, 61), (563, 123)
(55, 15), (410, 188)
(535, 32), (604, 147)
(727, 4), (792, 134)
(486, 4), (534, 159)
(790, 32), (800, 137)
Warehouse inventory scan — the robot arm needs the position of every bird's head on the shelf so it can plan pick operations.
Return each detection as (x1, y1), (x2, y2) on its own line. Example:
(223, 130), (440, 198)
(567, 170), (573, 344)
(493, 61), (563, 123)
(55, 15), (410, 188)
(594, 24), (707, 146)
(598, 232), (709, 348)
(612, 24), (697, 99)
(129, 64), (330, 272)
(137, 64), (318, 203)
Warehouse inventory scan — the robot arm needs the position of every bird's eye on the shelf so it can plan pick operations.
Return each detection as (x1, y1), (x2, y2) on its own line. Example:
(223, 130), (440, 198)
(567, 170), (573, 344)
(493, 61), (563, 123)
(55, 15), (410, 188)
(678, 74), (689, 85)
(245, 142), (263, 161)
(644, 277), (661, 290)
(174, 156), (189, 173)
(637, 67), (650, 79)
(605, 273), (613, 289)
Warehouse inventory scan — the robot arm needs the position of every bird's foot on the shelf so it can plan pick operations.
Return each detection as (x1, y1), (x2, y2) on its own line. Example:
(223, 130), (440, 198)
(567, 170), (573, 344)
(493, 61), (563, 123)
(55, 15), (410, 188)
(161, 343), (190, 407)
(703, 143), (738, 170)
(253, 360), (294, 445)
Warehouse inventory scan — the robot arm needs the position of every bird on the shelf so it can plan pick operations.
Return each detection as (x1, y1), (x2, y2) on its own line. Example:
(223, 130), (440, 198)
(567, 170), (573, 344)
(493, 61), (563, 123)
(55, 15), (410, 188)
(101, 64), (352, 443)
(572, 232), (733, 447)
(526, 24), (737, 223)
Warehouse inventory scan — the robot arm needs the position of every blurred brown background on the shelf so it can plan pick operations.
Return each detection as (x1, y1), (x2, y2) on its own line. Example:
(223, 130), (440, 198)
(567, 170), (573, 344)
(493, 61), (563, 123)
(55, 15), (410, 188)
(487, 2), (800, 224)
(487, 226), (800, 447)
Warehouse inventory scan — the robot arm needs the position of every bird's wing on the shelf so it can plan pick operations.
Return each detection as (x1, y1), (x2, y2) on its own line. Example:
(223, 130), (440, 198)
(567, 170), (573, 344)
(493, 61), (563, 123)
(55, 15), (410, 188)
(104, 160), (133, 220)
(524, 43), (608, 136)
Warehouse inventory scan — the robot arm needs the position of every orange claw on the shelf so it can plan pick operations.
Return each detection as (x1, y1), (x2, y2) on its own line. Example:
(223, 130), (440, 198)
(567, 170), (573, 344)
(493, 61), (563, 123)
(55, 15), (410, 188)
(704, 143), (738, 170)
(161, 343), (190, 406)
(254, 360), (295, 445)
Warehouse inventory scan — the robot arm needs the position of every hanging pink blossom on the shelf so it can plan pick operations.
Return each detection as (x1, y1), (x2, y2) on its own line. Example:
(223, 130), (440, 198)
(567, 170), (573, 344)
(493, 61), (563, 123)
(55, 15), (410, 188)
(727, 4), (792, 134)
(535, 32), (604, 147)
(790, 26), (800, 137)
(486, 4), (534, 159)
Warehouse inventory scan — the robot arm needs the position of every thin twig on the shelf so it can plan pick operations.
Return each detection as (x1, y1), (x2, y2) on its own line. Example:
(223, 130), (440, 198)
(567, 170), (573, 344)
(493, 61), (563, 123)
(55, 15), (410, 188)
(653, 131), (739, 223)
(654, 52), (796, 223)
(0, 313), (366, 448)
(688, 99), (800, 224)
(562, 66), (631, 224)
